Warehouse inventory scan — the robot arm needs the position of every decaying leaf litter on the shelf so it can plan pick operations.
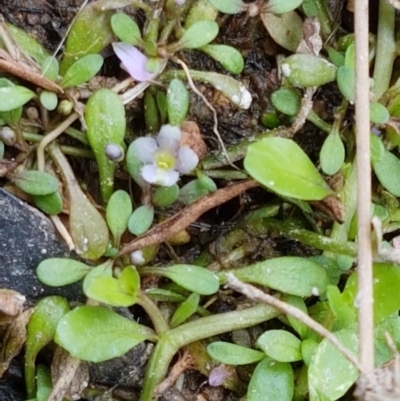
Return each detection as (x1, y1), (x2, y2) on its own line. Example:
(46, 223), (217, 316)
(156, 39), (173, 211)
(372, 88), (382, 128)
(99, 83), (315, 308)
(0, 0), (400, 400)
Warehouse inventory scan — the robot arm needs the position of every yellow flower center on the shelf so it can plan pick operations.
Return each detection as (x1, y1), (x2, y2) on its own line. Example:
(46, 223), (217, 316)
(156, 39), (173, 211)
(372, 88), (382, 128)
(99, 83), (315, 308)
(154, 149), (175, 170)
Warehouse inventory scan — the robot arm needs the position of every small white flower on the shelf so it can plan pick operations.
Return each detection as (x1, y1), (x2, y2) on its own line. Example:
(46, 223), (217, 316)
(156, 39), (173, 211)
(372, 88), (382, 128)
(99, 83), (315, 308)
(132, 125), (199, 186)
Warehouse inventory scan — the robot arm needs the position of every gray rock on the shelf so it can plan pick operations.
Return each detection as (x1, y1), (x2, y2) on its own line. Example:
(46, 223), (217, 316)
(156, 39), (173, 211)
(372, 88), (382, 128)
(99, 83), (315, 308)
(0, 188), (81, 301)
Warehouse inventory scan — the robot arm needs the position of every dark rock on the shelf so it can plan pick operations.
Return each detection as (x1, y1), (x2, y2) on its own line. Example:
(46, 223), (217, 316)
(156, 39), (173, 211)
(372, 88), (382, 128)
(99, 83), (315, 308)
(0, 188), (81, 301)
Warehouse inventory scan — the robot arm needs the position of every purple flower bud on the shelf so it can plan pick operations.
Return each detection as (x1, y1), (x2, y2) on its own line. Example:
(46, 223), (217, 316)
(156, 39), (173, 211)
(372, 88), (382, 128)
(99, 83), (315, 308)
(208, 365), (231, 387)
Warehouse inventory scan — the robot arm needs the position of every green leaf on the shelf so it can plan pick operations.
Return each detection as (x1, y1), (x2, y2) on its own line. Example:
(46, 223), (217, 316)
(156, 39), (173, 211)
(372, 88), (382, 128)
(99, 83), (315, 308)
(370, 134), (385, 164)
(83, 260), (113, 294)
(6, 23), (50, 64)
(256, 330), (302, 362)
(185, 0), (218, 28)
(244, 137), (333, 200)
(301, 338), (318, 366)
(106, 190), (132, 246)
(84, 272), (138, 307)
(373, 149), (400, 196)
(308, 327), (358, 401)
(179, 179), (210, 205)
(271, 88), (301, 116)
(337, 65), (355, 102)
(282, 54), (337, 88)
(25, 296), (69, 398)
(260, 11), (303, 52)
(151, 264), (220, 295)
(13, 170), (59, 196)
(342, 263), (400, 324)
(0, 86), (35, 112)
(41, 57), (59, 82)
(85, 89), (126, 203)
(126, 140), (146, 187)
(167, 79), (189, 126)
(152, 184), (180, 207)
(248, 358), (294, 401)
(178, 21), (219, 49)
(208, 0), (246, 14)
(128, 205), (154, 236)
(144, 90), (160, 133)
(370, 102), (390, 124)
(111, 13), (142, 45)
(207, 342), (265, 365)
(55, 305), (156, 362)
(39, 91), (58, 111)
(326, 285), (356, 329)
(222, 257), (329, 297)
(320, 132), (345, 175)
(60, 4), (114, 74)
(61, 54), (103, 88)
(37, 258), (91, 287)
(284, 295), (309, 338)
(170, 292), (200, 328)
(266, 0), (303, 14)
(32, 191), (63, 215)
(200, 44), (244, 74)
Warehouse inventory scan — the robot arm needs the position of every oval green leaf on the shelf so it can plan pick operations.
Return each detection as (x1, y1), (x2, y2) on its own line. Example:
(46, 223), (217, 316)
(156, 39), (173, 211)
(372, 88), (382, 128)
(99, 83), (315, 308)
(337, 65), (355, 102)
(152, 184), (180, 207)
(167, 79), (189, 126)
(209, 0), (246, 14)
(370, 102), (390, 124)
(207, 341), (265, 365)
(320, 132), (345, 175)
(39, 90), (58, 111)
(159, 264), (219, 295)
(222, 256), (329, 297)
(25, 296), (69, 398)
(256, 330), (302, 362)
(111, 13), (142, 45)
(244, 137), (333, 200)
(61, 54), (103, 89)
(373, 150), (400, 196)
(0, 86), (35, 112)
(37, 258), (91, 287)
(201, 44), (244, 74)
(41, 56), (59, 82)
(178, 21), (219, 49)
(128, 205), (154, 236)
(32, 191), (63, 215)
(248, 358), (294, 401)
(266, 0), (303, 14)
(282, 54), (337, 88)
(271, 88), (301, 116)
(260, 11), (303, 52)
(106, 189), (133, 246)
(55, 306), (156, 362)
(13, 170), (59, 196)
(308, 327), (358, 401)
(85, 88), (126, 203)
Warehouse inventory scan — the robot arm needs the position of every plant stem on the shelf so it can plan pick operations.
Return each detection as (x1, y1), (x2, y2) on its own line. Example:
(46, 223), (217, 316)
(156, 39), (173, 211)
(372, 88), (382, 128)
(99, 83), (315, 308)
(355, 0), (374, 373)
(372, 0), (396, 99)
(140, 304), (279, 401)
(138, 292), (169, 336)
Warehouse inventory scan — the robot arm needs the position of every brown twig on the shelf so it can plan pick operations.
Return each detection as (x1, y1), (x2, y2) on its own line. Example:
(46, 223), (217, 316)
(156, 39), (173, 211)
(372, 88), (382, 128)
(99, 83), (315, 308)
(118, 180), (258, 256)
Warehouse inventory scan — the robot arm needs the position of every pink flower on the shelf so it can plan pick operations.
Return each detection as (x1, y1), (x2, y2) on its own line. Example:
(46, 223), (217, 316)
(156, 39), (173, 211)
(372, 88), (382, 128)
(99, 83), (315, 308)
(112, 42), (155, 82)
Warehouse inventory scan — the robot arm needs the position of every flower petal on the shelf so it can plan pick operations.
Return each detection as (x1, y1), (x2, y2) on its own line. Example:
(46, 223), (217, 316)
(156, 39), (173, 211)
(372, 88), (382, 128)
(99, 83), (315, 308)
(176, 147), (199, 173)
(112, 42), (155, 82)
(131, 137), (158, 163)
(141, 164), (179, 186)
(157, 125), (181, 153)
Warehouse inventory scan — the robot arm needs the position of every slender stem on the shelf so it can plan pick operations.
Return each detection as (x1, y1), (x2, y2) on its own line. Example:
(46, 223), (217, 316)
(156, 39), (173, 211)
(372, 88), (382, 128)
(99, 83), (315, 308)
(355, 0), (374, 373)
(138, 292), (170, 336)
(37, 112), (79, 171)
(140, 304), (279, 401)
(306, 110), (332, 134)
(372, 0), (396, 99)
